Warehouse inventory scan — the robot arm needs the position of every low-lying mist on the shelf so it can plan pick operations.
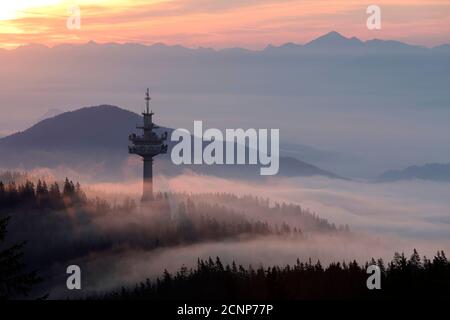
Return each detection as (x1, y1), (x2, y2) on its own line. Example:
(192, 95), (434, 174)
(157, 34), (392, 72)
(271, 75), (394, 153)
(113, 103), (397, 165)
(2, 169), (450, 298)
(59, 232), (450, 298)
(48, 171), (447, 297)
(88, 172), (450, 241)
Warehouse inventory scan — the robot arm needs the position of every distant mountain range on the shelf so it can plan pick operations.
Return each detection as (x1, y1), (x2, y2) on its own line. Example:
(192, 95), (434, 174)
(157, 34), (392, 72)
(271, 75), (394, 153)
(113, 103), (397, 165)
(0, 105), (342, 181)
(3, 30), (447, 113)
(1, 31), (448, 179)
(5, 31), (448, 55)
(379, 163), (450, 182)
(264, 31), (439, 53)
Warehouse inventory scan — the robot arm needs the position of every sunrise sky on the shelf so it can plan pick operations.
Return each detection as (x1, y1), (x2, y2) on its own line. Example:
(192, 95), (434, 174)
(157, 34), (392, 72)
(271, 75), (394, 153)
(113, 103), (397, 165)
(0, 0), (449, 49)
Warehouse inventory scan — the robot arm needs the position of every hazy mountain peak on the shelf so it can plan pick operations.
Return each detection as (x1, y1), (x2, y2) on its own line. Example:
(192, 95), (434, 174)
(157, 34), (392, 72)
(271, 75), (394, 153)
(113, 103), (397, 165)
(322, 31), (346, 40)
(315, 31), (346, 41)
(0, 105), (140, 150)
(263, 42), (302, 53)
(150, 42), (189, 50)
(306, 31), (363, 48)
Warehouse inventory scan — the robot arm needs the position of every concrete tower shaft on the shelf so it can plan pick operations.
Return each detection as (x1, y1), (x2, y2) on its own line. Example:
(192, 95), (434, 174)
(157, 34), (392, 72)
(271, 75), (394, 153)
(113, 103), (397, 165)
(143, 157), (153, 202)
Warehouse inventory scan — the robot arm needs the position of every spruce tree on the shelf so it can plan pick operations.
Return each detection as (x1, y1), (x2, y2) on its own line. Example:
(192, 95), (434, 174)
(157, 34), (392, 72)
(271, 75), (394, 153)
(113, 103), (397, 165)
(0, 217), (41, 300)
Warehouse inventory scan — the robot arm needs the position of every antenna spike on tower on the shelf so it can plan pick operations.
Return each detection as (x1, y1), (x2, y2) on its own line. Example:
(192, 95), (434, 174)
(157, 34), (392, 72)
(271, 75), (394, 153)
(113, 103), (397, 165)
(145, 88), (151, 113)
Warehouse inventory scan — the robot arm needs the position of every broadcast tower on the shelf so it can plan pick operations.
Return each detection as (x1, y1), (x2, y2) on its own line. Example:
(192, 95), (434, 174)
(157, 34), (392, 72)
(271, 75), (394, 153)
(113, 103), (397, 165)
(129, 89), (168, 201)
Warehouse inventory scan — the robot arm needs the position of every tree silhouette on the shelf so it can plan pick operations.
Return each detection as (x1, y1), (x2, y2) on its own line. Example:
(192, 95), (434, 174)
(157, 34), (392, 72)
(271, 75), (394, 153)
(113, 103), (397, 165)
(95, 250), (450, 300)
(0, 216), (41, 300)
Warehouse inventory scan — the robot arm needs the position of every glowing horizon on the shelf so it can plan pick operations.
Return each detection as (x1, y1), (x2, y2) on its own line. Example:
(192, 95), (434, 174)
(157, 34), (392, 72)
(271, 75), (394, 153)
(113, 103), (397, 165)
(0, 0), (449, 50)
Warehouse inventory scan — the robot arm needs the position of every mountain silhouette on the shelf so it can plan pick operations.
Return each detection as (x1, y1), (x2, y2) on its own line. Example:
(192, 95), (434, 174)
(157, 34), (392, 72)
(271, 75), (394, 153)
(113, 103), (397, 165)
(306, 31), (363, 49)
(0, 105), (342, 180)
(379, 163), (450, 182)
(1, 31), (440, 59)
(263, 31), (428, 54)
(0, 105), (141, 150)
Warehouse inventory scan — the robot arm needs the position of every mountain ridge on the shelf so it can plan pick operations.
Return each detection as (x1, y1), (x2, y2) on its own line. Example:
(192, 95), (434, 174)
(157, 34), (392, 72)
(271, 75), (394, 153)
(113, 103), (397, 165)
(379, 163), (450, 182)
(0, 105), (343, 181)
(4, 31), (446, 55)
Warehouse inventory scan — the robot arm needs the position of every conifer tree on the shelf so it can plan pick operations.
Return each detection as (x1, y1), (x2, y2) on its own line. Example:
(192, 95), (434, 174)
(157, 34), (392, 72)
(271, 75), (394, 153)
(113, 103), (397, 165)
(0, 217), (41, 300)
